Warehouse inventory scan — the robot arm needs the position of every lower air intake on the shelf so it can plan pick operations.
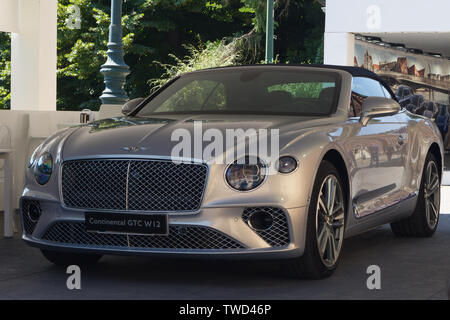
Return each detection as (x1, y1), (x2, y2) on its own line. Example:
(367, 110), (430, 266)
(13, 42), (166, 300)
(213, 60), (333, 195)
(41, 221), (245, 250)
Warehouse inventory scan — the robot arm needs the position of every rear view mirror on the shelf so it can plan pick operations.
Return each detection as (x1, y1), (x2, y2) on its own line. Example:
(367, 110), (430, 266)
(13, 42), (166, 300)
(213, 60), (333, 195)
(360, 97), (401, 126)
(122, 98), (144, 116)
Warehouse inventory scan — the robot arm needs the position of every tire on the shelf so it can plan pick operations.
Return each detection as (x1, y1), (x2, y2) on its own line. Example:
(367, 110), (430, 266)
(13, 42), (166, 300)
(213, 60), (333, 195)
(41, 249), (102, 267)
(391, 153), (440, 237)
(281, 160), (346, 279)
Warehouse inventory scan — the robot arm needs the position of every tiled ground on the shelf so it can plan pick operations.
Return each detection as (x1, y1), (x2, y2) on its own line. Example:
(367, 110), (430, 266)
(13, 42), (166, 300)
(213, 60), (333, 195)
(1, 197), (450, 300)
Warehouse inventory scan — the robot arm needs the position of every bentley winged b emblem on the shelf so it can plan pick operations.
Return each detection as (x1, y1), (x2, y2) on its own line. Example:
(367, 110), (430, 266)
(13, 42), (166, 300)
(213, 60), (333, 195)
(122, 146), (146, 152)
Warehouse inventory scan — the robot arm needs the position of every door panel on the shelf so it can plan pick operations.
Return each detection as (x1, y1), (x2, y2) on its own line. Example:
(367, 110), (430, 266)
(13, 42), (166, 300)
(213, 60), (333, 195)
(352, 115), (407, 217)
(345, 77), (408, 218)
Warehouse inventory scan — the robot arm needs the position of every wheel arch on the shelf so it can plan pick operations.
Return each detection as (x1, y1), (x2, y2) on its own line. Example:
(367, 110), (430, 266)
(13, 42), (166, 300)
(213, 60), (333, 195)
(321, 149), (350, 220)
(428, 142), (442, 179)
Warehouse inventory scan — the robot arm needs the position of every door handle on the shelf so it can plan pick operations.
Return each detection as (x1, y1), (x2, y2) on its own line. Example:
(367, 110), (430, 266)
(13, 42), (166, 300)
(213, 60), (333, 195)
(398, 135), (407, 145)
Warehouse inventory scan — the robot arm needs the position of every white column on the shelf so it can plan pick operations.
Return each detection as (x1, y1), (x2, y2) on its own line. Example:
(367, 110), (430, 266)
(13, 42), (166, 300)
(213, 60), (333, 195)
(10, 0), (57, 111)
(2, 151), (14, 237)
(324, 32), (355, 66)
(0, 0), (19, 32)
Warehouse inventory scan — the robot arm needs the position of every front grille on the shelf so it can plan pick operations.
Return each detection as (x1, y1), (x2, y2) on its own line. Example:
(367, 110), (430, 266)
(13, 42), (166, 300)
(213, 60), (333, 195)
(242, 207), (290, 247)
(41, 221), (245, 250)
(62, 159), (208, 212)
(21, 199), (41, 235)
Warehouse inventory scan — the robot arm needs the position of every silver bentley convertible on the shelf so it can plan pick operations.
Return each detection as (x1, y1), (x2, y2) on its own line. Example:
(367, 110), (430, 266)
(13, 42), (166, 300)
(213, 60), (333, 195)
(21, 65), (443, 279)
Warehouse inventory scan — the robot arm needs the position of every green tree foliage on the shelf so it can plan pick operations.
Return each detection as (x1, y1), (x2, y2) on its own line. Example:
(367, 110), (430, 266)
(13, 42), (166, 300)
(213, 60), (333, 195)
(57, 0), (254, 111)
(275, 0), (325, 64)
(0, 0), (324, 110)
(0, 33), (10, 109)
(149, 39), (241, 92)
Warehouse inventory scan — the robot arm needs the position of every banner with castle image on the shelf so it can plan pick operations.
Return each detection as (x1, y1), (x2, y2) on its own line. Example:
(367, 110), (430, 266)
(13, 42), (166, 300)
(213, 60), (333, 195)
(354, 40), (450, 105)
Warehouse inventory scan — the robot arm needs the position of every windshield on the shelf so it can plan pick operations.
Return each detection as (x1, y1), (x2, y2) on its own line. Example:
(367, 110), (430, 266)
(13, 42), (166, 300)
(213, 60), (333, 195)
(136, 68), (340, 117)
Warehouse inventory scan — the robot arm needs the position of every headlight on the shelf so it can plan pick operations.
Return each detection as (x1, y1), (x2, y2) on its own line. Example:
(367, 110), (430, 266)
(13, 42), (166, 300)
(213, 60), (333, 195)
(277, 156), (298, 174)
(34, 152), (53, 185)
(225, 157), (266, 191)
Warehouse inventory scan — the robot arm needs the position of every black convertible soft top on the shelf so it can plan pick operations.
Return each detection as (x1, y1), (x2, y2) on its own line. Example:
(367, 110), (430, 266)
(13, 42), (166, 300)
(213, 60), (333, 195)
(299, 64), (381, 79)
(296, 64), (398, 100)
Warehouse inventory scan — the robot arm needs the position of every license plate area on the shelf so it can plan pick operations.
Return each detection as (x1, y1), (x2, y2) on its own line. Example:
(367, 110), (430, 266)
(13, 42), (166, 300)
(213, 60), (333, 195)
(85, 212), (168, 236)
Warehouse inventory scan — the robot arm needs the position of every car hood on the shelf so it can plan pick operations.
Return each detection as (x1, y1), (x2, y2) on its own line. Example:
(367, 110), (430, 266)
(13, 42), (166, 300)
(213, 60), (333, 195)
(62, 114), (340, 160)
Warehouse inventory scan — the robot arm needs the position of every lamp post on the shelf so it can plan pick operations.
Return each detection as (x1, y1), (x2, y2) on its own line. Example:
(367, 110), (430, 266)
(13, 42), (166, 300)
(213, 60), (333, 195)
(265, 0), (274, 64)
(100, 0), (130, 105)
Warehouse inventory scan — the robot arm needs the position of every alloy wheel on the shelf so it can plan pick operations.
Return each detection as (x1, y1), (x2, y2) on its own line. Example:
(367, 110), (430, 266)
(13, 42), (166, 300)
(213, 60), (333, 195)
(424, 161), (440, 229)
(315, 175), (345, 268)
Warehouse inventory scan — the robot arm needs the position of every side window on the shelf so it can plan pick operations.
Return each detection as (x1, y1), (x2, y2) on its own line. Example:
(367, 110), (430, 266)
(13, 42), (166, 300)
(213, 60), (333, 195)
(381, 85), (394, 99)
(349, 77), (386, 117)
(352, 77), (386, 98)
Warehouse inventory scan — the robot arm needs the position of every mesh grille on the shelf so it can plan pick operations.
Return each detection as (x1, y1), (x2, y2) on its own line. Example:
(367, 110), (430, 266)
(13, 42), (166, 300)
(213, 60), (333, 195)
(130, 226), (244, 249)
(21, 199), (41, 235)
(41, 221), (245, 250)
(62, 159), (208, 212)
(242, 207), (290, 247)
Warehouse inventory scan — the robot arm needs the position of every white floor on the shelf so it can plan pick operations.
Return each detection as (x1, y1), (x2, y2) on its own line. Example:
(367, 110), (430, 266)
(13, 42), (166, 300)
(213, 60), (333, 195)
(441, 186), (450, 214)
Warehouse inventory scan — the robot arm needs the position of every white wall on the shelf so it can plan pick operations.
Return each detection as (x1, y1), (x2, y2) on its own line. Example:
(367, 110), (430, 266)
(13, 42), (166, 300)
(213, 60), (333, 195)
(325, 0), (450, 33)
(10, 0), (57, 111)
(324, 0), (450, 66)
(324, 32), (355, 66)
(0, 0), (18, 32)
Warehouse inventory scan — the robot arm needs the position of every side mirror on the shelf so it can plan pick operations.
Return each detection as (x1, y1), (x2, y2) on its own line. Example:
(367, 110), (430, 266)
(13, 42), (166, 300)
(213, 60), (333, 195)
(360, 97), (401, 126)
(122, 98), (144, 116)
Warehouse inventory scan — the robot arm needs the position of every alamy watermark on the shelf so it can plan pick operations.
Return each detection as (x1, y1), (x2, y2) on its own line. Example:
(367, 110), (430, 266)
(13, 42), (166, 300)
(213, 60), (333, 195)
(66, 265), (81, 290)
(66, 5), (81, 30)
(366, 265), (381, 290)
(171, 121), (280, 174)
(366, 5), (381, 30)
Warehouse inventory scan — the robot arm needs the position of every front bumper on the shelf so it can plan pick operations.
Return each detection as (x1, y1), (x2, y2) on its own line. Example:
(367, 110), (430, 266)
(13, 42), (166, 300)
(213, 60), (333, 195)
(20, 196), (308, 260)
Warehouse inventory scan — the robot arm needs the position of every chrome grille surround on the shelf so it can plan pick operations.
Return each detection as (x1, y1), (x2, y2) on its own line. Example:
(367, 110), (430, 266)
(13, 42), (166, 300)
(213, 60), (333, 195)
(61, 159), (208, 212)
(41, 221), (245, 250)
(242, 207), (290, 247)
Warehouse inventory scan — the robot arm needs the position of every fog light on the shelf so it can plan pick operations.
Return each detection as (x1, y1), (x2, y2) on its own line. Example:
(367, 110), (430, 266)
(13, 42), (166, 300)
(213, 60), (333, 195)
(27, 202), (41, 223)
(248, 210), (274, 231)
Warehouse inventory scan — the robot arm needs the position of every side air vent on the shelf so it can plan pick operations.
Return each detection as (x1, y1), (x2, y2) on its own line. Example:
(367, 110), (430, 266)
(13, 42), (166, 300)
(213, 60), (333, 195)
(21, 199), (42, 235)
(242, 207), (290, 247)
